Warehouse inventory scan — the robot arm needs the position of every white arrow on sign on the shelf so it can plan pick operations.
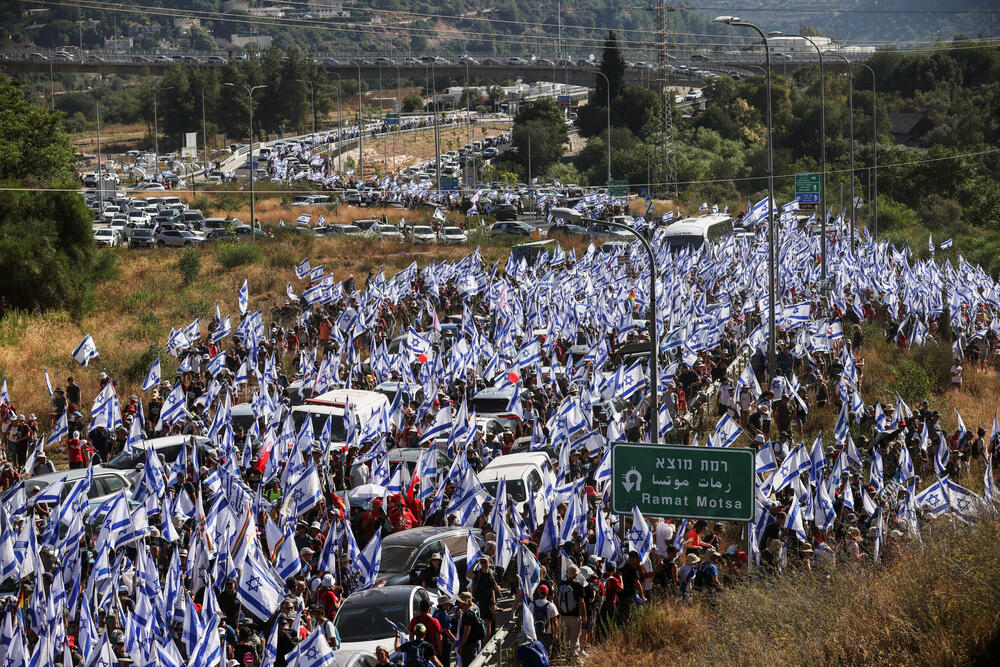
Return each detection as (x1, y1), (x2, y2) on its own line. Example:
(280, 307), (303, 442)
(622, 468), (643, 493)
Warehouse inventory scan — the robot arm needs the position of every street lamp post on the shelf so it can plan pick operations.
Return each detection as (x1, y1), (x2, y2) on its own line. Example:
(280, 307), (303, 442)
(357, 64), (364, 184)
(329, 73), (343, 176)
(431, 63), (442, 193)
(716, 15), (777, 377)
(791, 34), (828, 280)
(152, 85), (173, 178)
(225, 83), (267, 230)
(584, 216), (660, 440)
(856, 61), (878, 238)
(593, 70), (613, 189)
(834, 53), (856, 255)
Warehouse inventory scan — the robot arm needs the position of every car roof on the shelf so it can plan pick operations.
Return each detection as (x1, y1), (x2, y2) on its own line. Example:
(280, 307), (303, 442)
(24, 467), (128, 489)
(381, 526), (472, 547)
(340, 585), (421, 608)
(664, 214), (733, 236)
(479, 452), (550, 477)
(472, 386), (515, 399)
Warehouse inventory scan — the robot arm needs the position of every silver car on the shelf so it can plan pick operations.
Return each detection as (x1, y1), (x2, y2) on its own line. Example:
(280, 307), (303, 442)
(371, 225), (404, 241)
(94, 227), (121, 247)
(16, 468), (132, 514)
(408, 225), (437, 244)
(156, 229), (202, 247)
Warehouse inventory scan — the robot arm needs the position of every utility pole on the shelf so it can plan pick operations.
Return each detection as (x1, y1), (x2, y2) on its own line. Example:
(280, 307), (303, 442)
(646, 0), (676, 199)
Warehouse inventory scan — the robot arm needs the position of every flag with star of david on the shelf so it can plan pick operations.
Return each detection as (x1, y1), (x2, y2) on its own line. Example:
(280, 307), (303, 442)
(283, 625), (337, 667)
(238, 546), (287, 621)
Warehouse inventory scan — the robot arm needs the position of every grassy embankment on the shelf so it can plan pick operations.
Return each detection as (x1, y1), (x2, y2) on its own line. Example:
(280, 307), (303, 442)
(590, 323), (1000, 665)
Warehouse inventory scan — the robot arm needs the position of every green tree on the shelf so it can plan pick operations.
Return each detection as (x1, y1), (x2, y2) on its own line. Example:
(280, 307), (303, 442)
(511, 97), (569, 177)
(0, 79), (94, 312)
(190, 25), (216, 52)
(401, 93), (424, 112)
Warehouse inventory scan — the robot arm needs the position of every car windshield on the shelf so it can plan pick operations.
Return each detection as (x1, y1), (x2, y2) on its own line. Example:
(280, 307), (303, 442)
(471, 397), (510, 414)
(379, 545), (417, 573)
(413, 227), (433, 234)
(443, 227), (463, 235)
(666, 236), (703, 251)
(291, 411), (348, 442)
(483, 478), (527, 503)
(335, 598), (410, 643)
(376, 226), (396, 233)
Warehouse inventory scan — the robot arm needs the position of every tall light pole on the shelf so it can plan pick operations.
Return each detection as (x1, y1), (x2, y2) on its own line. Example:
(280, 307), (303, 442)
(298, 78), (317, 137)
(716, 15), (777, 377)
(357, 63), (364, 184)
(792, 34), (827, 279)
(593, 70), (613, 189)
(856, 61), (878, 239)
(95, 94), (103, 213)
(834, 52), (855, 255)
(199, 86), (208, 194)
(225, 83), (267, 229)
(152, 85), (174, 178)
(430, 62), (441, 193)
(329, 73), (343, 177)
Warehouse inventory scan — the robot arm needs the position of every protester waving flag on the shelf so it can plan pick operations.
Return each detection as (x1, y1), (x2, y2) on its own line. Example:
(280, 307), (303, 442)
(142, 358), (162, 392)
(71, 334), (99, 366)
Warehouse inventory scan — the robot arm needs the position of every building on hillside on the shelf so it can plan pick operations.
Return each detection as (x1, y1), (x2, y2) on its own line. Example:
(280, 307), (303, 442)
(222, 0), (250, 12)
(307, 0), (349, 18)
(173, 18), (201, 34)
(105, 37), (134, 50)
(250, 5), (290, 18)
(766, 35), (836, 53)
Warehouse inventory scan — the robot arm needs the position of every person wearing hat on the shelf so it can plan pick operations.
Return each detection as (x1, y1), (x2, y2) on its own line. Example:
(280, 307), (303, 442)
(50, 387), (66, 420)
(433, 596), (457, 667)
(528, 584), (559, 653)
(971, 426), (988, 466)
(845, 526), (865, 562)
(455, 591), (486, 667)
(677, 552), (701, 601)
(556, 563), (587, 657)
(28, 449), (56, 477)
(417, 552), (443, 589)
(468, 555), (499, 637)
(318, 573), (341, 618)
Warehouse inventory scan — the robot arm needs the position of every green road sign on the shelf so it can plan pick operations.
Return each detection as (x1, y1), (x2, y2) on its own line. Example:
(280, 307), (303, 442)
(795, 172), (821, 204)
(608, 179), (629, 197)
(385, 113), (400, 126)
(611, 443), (754, 521)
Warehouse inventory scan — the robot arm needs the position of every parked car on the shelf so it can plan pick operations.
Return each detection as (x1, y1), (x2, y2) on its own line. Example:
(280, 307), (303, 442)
(128, 228), (156, 248)
(478, 452), (554, 526)
(377, 527), (482, 587)
(156, 229), (202, 247)
(407, 225), (437, 244)
(492, 203), (518, 221)
(489, 221), (536, 237)
(438, 226), (468, 244)
(93, 227), (121, 247)
(15, 468), (133, 514)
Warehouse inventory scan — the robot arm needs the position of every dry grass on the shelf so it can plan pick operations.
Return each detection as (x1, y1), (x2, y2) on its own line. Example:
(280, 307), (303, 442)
(589, 517), (1000, 666)
(0, 231), (510, 452)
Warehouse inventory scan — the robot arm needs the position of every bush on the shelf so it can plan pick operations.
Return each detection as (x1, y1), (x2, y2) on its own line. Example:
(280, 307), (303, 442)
(121, 343), (161, 383)
(175, 249), (201, 286)
(267, 244), (296, 268)
(191, 194), (214, 214)
(217, 243), (262, 268)
(911, 340), (954, 393)
(893, 358), (931, 403)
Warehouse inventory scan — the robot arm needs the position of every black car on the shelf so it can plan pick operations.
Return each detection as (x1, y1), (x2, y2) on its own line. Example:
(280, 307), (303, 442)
(378, 527), (484, 588)
(492, 203), (518, 221)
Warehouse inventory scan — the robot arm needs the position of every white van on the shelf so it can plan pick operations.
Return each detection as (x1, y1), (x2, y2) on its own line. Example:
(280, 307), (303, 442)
(291, 389), (389, 446)
(478, 452), (554, 526)
(151, 195), (186, 212)
(662, 213), (733, 251)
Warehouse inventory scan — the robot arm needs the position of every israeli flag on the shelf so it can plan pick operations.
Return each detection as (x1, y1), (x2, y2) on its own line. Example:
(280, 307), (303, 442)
(317, 215), (326, 228)
(142, 358), (161, 392)
(238, 279), (249, 315)
(628, 505), (653, 562)
(940, 238), (953, 250)
(46, 410), (68, 446)
(72, 334), (99, 366)
(0, 377), (8, 405)
(710, 413), (743, 448)
(43, 368), (53, 397)
(296, 213), (311, 225)
(295, 258), (311, 279)
(433, 207), (446, 222)
(355, 528), (383, 590)
(238, 548), (287, 622)
(436, 544), (460, 600)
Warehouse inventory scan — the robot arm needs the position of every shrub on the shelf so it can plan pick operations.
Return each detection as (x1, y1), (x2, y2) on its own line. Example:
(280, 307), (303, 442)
(175, 249), (201, 286)
(893, 358), (931, 404)
(121, 343), (161, 383)
(217, 243), (262, 268)
(267, 245), (296, 268)
(911, 340), (954, 393)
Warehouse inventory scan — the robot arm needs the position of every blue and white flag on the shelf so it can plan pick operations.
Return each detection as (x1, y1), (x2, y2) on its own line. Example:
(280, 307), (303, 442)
(72, 334), (99, 366)
(238, 279), (249, 316)
(142, 358), (161, 392)
(627, 505), (652, 562)
(784, 499), (808, 542)
(436, 544), (460, 600)
(0, 377), (8, 405)
(296, 213), (311, 226)
(46, 410), (68, 445)
(295, 258), (311, 280)
(710, 413), (743, 448)
(283, 626), (337, 667)
(940, 238), (953, 250)
(238, 548), (287, 622)
(355, 528), (383, 590)
(43, 368), (53, 397)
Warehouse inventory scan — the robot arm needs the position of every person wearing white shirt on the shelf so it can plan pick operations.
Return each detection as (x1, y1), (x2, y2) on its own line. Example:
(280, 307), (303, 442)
(654, 518), (675, 560)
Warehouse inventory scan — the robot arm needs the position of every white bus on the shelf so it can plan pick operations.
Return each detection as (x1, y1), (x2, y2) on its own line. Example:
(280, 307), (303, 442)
(661, 213), (734, 251)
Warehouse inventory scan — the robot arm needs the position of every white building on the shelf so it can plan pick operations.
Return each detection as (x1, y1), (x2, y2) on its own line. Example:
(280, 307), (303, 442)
(766, 35), (836, 54)
(307, 0), (349, 19)
(230, 33), (273, 48)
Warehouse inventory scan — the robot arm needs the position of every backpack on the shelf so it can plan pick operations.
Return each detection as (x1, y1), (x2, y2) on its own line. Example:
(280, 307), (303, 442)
(518, 640), (551, 667)
(693, 564), (712, 591)
(557, 582), (579, 614)
(466, 609), (487, 643)
(402, 640), (431, 667)
(531, 600), (550, 637)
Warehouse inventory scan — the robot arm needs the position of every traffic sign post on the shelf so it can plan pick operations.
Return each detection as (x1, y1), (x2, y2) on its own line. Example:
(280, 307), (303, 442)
(794, 172), (821, 205)
(609, 179), (629, 197)
(385, 113), (400, 127)
(611, 443), (754, 522)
